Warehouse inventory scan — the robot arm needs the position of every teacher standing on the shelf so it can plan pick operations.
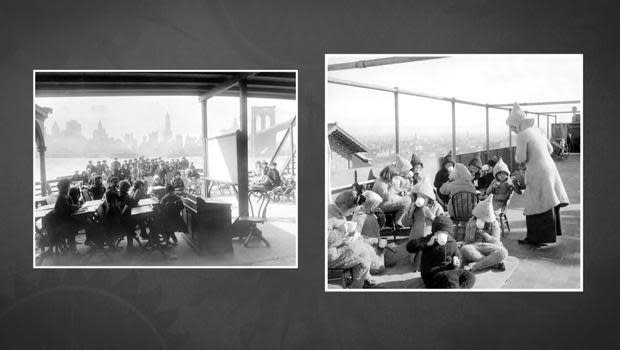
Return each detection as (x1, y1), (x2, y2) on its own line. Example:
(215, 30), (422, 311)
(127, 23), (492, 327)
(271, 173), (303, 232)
(506, 103), (569, 245)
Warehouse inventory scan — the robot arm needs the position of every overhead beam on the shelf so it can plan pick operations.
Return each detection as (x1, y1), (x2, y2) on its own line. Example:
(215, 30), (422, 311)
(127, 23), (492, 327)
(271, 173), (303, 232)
(328, 56), (445, 71)
(199, 73), (253, 101)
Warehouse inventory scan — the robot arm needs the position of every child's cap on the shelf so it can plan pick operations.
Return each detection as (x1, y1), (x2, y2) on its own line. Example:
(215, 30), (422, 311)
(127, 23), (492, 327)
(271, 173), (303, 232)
(472, 194), (496, 223)
(431, 215), (453, 234)
(493, 157), (510, 178)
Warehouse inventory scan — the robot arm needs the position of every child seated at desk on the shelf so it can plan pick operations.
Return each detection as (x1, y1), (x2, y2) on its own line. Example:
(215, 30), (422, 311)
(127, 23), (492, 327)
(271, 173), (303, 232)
(54, 179), (80, 252)
(171, 171), (185, 192)
(118, 180), (140, 251)
(160, 184), (185, 245)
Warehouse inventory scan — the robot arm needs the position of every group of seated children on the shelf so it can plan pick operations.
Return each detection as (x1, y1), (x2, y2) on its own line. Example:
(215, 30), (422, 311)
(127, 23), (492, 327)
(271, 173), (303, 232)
(327, 150), (516, 289)
(42, 174), (186, 255)
(251, 161), (282, 192)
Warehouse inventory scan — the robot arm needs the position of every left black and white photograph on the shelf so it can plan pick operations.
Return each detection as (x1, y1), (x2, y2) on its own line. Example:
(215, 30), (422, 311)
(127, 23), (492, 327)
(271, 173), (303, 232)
(33, 71), (297, 268)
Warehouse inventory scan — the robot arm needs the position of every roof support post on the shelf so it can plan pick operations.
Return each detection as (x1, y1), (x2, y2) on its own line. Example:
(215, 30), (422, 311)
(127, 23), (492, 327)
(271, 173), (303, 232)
(238, 79), (249, 217)
(201, 100), (209, 197)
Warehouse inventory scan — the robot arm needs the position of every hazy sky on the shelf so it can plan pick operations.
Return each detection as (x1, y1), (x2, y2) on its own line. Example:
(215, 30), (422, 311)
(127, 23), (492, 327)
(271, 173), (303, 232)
(36, 95), (297, 140)
(327, 54), (582, 138)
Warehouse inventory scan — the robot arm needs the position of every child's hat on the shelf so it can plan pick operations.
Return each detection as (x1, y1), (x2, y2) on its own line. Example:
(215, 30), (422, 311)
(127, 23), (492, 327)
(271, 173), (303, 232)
(442, 151), (455, 167)
(506, 102), (535, 129)
(449, 163), (473, 181)
(412, 178), (435, 200)
(410, 153), (423, 168)
(392, 154), (413, 174)
(472, 194), (496, 222)
(468, 155), (483, 169)
(493, 157), (510, 178)
(431, 215), (453, 234)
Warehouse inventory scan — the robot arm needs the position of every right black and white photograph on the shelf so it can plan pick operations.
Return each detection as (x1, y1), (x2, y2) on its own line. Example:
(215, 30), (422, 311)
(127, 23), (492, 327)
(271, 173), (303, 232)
(326, 54), (582, 291)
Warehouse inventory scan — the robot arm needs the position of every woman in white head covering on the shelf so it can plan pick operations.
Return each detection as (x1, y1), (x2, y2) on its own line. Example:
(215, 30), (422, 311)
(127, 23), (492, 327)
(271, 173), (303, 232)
(506, 103), (569, 245)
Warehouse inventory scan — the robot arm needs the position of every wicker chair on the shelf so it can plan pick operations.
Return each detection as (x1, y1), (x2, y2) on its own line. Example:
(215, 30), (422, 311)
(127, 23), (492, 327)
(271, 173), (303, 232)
(449, 191), (479, 241)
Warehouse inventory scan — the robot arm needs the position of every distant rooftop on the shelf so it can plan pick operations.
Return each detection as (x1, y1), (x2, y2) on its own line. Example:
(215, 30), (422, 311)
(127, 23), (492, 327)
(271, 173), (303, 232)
(328, 123), (369, 154)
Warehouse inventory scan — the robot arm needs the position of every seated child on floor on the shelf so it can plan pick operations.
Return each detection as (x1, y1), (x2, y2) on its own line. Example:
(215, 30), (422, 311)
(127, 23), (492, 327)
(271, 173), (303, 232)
(484, 157), (515, 212)
(460, 194), (508, 272)
(406, 215), (476, 289)
(328, 190), (385, 288)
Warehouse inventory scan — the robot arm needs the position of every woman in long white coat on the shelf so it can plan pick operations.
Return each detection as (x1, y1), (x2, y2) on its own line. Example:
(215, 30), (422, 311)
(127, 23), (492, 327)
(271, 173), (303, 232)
(506, 103), (570, 244)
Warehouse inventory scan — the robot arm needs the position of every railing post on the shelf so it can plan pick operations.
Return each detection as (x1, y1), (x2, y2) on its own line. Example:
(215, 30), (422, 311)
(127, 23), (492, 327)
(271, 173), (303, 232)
(451, 98), (456, 157)
(485, 104), (490, 152)
(394, 88), (400, 155)
(508, 110), (513, 168)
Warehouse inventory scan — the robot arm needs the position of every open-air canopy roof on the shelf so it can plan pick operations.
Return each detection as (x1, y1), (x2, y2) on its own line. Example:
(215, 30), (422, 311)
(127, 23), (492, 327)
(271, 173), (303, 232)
(35, 71), (296, 100)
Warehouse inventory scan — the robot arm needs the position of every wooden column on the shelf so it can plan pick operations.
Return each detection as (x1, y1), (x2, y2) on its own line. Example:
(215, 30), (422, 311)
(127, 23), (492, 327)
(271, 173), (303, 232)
(201, 100), (209, 197)
(547, 115), (550, 139)
(38, 145), (47, 196)
(394, 88), (400, 154)
(238, 80), (249, 217)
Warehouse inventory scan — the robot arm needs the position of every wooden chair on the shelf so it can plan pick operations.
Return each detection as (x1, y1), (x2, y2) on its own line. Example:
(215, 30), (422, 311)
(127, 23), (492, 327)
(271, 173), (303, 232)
(81, 187), (92, 202)
(498, 188), (515, 236)
(450, 191), (479, 241)
(380, 211), (401, 241)
(237, 189), (271, 247)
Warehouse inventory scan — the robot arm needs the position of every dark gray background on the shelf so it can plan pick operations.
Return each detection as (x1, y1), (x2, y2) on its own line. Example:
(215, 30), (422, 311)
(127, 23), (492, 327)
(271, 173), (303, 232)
(1, 0), (618, 349)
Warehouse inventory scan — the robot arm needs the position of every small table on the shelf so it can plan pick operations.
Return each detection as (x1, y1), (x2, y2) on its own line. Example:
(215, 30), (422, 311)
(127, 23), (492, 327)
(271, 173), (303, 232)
(82, 199), (104, 208)
(35, 207), (53, 219)
(138, 197), (159, 206)
(131, 205), (154, 216)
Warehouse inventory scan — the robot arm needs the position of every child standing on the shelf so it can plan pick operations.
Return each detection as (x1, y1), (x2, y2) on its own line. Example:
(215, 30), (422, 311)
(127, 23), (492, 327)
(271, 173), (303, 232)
(485, 157), (515, 212)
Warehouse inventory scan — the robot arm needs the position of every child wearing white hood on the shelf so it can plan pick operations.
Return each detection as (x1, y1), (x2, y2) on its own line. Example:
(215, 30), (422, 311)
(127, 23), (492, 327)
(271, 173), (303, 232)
(460, 194), (508, 272)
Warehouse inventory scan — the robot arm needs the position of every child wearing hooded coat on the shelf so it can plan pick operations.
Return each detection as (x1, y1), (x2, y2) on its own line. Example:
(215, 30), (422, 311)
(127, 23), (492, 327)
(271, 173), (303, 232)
(409, 153), (425, 185)
(484, 157), (515, 212)
(439, 163), (477, 218)
(434, 151), (455, 205)
(460, 194), (508, 272)
(391, 154), (414, 195)
(406, 215), (476, 289)
(467, 156), (483, 190)
(407, 178), (444, 271)
(328, 191), (385, 288)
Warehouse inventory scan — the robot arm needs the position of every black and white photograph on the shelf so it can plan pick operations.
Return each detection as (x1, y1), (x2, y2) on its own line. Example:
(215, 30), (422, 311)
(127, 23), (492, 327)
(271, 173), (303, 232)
(326, 54), (582, 290)
(34, 71), (298, 268)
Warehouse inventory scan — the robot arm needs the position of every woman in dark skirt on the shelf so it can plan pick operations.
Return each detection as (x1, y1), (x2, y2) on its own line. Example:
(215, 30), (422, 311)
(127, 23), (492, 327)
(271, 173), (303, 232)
(506, 103), (570, 244)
